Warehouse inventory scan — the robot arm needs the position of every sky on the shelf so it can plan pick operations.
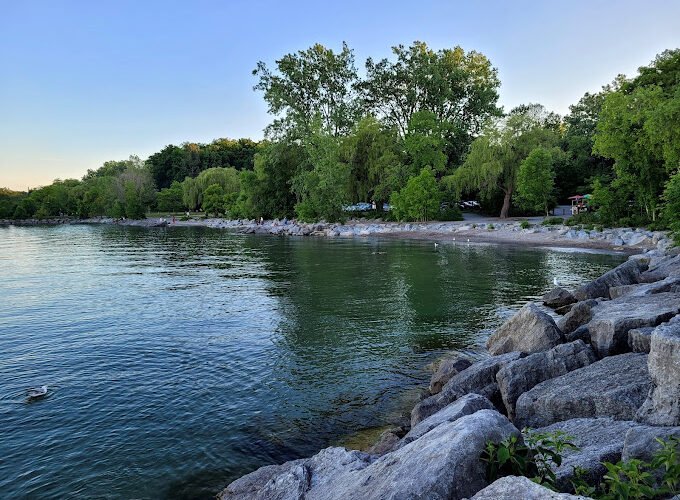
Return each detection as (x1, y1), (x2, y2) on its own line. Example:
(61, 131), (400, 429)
(1, 0), (679, 190)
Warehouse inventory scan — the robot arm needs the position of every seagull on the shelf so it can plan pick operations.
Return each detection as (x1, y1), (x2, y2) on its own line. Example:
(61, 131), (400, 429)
(453, 237), (456, 241)
(467, 238), (470, 242)
(434, 242), (439, 248)
(553, 277), (562, 287)
(26, 385), (48, 401)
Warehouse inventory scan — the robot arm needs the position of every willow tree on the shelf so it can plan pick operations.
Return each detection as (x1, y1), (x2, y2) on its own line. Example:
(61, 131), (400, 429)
(447, 104), (559, 218)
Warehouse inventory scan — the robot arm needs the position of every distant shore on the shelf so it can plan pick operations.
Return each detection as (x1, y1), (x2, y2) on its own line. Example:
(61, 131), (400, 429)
(1, 215), (672, 253)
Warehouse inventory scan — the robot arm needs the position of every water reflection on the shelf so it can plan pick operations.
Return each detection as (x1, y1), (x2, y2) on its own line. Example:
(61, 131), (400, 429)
(0, 225), (624, 499)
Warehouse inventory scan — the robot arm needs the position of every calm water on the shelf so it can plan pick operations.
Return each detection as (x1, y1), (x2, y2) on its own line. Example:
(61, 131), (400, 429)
(0, 225), (624, 499)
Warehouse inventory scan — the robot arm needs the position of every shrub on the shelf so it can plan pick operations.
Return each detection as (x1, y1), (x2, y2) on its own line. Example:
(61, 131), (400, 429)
(390, 167), (442, 222)
(519, 220), (531, 229)
(542, 216), (564, 226)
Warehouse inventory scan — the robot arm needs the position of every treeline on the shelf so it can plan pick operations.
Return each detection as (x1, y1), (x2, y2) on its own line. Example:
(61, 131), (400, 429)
(2, 42), (679, 236)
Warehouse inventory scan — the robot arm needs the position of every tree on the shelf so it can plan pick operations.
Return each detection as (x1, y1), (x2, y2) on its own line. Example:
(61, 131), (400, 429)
(662, 170), (680, 243)
(156, 181), (185, 212)
(390, 167), (441, 221)
(447, 104), (559, 218)
(292, 130), (350, 222)
(113, 166), (156, 219)
(515, 147), (558, 215)
(343, 116), (405, 211)
(202, 184), (225, 216)
(594, 49), (680, 222)
(404, 111), (447, 174)
(362, 41), (501, 166)
(253, 42), (360, 138)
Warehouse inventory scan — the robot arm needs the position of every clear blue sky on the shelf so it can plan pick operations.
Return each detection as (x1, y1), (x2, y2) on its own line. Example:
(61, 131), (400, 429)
(1, 0), (679, 190)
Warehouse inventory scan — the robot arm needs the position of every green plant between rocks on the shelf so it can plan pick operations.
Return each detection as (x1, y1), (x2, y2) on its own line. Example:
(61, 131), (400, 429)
(483, 432), (680, 499)
(519, 220), (531, 229)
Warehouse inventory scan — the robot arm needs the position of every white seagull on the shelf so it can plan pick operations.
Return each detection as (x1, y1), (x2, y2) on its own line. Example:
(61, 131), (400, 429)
(26, 385), (48, 401)
(553, 277), (562, 287)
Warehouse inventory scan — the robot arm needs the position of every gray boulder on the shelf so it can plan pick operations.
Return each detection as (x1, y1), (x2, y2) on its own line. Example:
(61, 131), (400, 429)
(588, 292), (680, 357)
(496, 341), (596, 420)
(640, 254), (680, 282)
(574, 259), (647, 301)
(535, 418), (641, 491)
(543, 287), (577, 309)
(429, 356), (473, 395)
(515, 353), (651, 428)
(622, 425), (680, 462)
(470, 476), (590, 499)
(486, 303), (564, 356)
(557, 300), (598, 335)
(401, 394), (495, 446)
(366, 428), (402, 456)
(628, 327), (655, 353)
(609, 276), (680, 299)
(412, 352), (523, 427)
(636, 316), (680, 425)
(221, 410), (520, 500)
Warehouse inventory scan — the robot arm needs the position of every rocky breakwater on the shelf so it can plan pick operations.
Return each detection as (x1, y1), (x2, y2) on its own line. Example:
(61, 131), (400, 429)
(216, 248), (680, 499)
(220, 217), (672, 251)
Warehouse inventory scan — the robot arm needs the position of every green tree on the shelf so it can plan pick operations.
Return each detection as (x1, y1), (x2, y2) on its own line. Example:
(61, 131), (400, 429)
(390, 167), (441, 221)
(662, 170), (680, 243)
(515, 147), (559, 215)
(362, 41), (501, 166)
(448, 104), (559, 218)
(254, 42), (360, 138)
(404, 111), (447, 174)
(113, 166), (156, 219)
(202, 184), (225, 216)
(156, 181), (185, 212)
(292, 130), (350, 222)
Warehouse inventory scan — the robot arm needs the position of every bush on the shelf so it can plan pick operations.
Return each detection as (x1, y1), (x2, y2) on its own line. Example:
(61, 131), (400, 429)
(519, 220), (531, 229)
(542, 216), (564, 226)
(484, 431), (680, 499)
(439, 204), (463, 221)
(390, 167), (442, 222)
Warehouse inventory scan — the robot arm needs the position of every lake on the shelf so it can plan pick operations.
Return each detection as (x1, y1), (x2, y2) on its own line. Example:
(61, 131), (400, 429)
(0, 225), (625, 499)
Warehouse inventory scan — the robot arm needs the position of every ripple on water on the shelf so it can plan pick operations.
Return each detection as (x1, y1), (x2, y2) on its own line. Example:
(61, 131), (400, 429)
(0, 225), (625, 498)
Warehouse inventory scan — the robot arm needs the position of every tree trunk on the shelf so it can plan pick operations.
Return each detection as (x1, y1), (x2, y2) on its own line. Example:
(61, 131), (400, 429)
(500, 190), (512, 219)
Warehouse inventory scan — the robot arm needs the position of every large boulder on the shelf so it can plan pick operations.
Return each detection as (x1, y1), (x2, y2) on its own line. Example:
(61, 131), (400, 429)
(401, 394), (495, 446)
(470, 476), (590, 499)
(496, 341), (596, 421)
(542, 287), (577, 309)
(640, 254), (680, 282)
(486, 303), (564, 356)
(429, 356), (473, 395)
(588, 292), (680, 357)
(622, 425), (680, 462)
(220, 410), (520, 500)
(535, 418), (641, 491)
(609, 276), (680, 299)
(557, 300), (598, 335)
(574, 259), (647, 301)
(636, 316), (680, 426)
(412, 352), (523, 427)
(628, 326), (654, 353)
(515, 353), (651, 428)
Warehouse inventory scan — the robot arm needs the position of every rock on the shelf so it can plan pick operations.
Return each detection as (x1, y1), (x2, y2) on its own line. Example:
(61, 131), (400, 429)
(542, 287), (577, 309)
(622, 425), (680, 462)
(412, 352), (523, 427)
(636, 316), (680, 425)
(588, 292), (680, 357)
(535, 418), (641, 491)
(486, 303), (564, 356)
(366, 428), (401, 455)
(641, 254), (680, 282)
(574, 259), (648, 301)
(429, 356), (473, 395)
(557, 300), (598, 335)
(496, 341), (596, 421)
(515, 353), (651, 428)
(470, 476), (590, 499)
(555, 303), (576, 315)
(565, 325), (591, 344)
(220, 410), (519, 500)
(628, 327), (655, 353)
(609, 276), (680, 299)
(401, 394), (495, 446)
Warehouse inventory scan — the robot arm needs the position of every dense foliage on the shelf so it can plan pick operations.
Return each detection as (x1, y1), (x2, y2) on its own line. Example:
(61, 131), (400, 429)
(4, 44), (679, 235)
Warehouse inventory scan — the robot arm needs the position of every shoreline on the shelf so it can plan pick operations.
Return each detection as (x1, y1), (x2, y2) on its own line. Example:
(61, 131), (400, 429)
(2, 216), (671, 253)
(217, 242), (680, 499)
